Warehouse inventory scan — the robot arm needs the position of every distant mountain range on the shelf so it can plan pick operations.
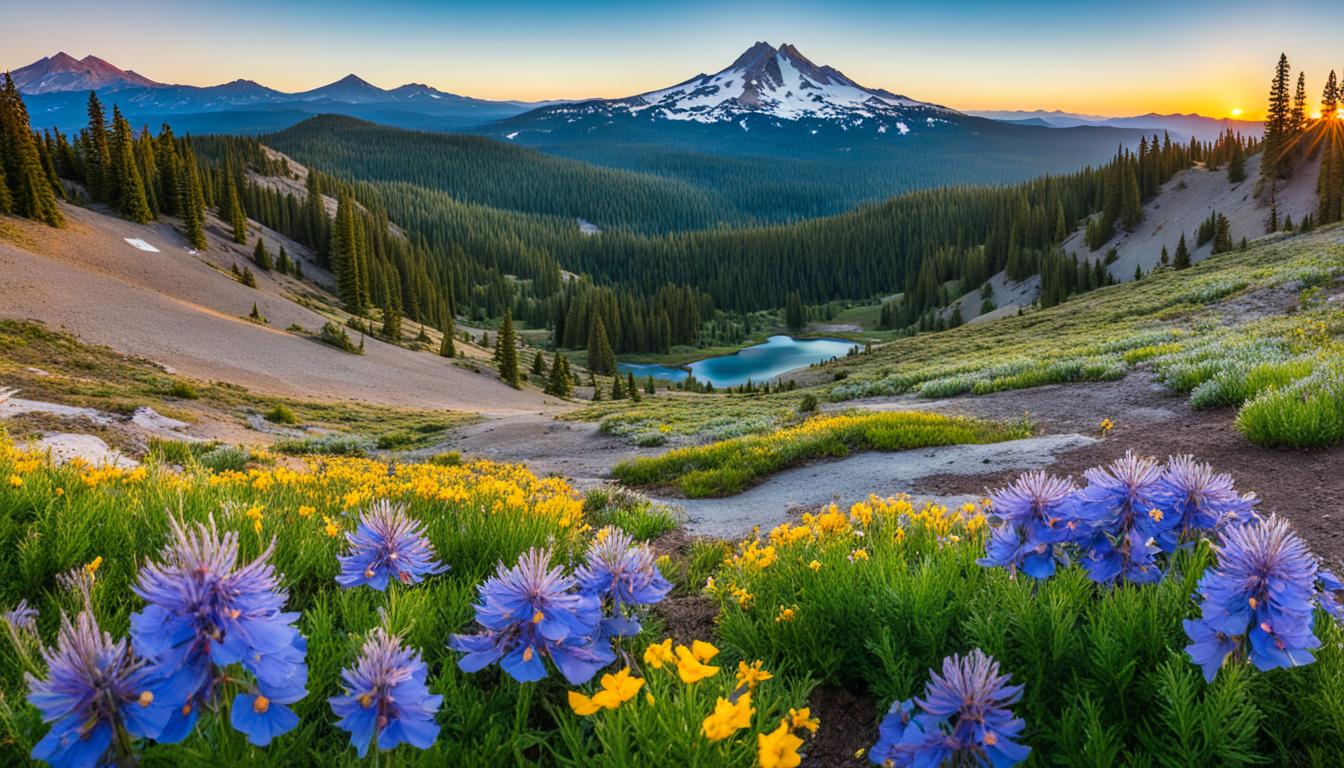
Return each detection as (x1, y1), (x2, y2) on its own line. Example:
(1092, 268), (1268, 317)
(968, 109), (1263, 141)
(8, 52), (548, 133)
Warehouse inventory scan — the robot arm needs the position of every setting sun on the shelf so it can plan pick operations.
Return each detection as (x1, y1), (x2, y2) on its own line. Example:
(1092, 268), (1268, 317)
(1230, 108), (1243, 117)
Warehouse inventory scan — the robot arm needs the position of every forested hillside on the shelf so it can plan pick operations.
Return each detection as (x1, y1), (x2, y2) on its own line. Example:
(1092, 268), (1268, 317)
(266, 116), (735, 233)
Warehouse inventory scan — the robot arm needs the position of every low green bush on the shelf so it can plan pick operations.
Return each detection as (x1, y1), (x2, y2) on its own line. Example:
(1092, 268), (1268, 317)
(614, 411), (1031, 497)
(264, 403), (299, 425)
(1236, 363), (1344, 448)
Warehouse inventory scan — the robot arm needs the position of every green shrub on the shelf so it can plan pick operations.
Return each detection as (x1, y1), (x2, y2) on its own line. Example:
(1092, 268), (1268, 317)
(195, 444), (250, 472)
(428, 450), (463, 466)
(316, 321), (361, 354)
(264, 404), (299, 425)
(272, 434), (373, 457)
(1236, 364), (1344, 448)
(614, 411), (1031, 497)
(167, 379), (199, 399)
(797, 394), (819, 413)
(583, 486), (679, 540)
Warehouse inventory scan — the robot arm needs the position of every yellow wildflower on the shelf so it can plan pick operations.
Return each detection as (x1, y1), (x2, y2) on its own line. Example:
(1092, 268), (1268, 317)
(691, 640), (719, 663)
(1100, 418), (1115, 435)
(735, 660), (772, 690)
(643, 638), (675, 669)
(775, 605), (798, 623)
(788, 707), (820, 733)
(758, 719), (805, 768)
(808, 560), (822, 572)
(297, 505), (316, 518)
(675, 644), (720, 684)
(849, 548), (869, 562)
(701, 692), (753, 741)
(567, 667), (644, 715)
(7, 475), (22, 488)
(323, 515), (342, 538)
(84, 556), (103, 579)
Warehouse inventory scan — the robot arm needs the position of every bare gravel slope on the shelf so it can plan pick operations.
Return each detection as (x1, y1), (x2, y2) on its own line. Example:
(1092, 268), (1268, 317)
(0, 204), (555, 415)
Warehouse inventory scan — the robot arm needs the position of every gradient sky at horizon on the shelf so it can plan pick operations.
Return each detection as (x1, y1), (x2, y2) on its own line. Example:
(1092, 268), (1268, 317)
(6, 0), (1344, 119)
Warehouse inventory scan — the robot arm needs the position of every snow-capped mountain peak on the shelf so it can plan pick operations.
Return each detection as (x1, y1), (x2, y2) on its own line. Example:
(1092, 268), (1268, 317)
(9, 52), (160, 94)
(625, 41), (951, 124)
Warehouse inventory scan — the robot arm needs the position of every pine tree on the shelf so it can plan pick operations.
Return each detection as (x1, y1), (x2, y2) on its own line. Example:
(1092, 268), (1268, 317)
(1227, 129), (1246, 183)
(178, 149), (207, 250)
(1263, 53), (1293, 182)
(84, 92), (111, 202)
(1291, 71), (1308, 138)
(1324, 71), (1340, 120)
(531, 351), (547, 377)
(252, 238), (273, 271)
(1160, 245), (1169, 266)
(645, 376), (656, 395)
(226, 177), (246, 243)
(331, 193), (365, 313)
(276, 245), (291, 274)
(381, 294), (401, 341)
(544, 354), (572, 397)
(610, 375), (625, 400)
(497, 309), (519, 387)
(586, 314), (615, 375)
(1173, 233), (1191, 270)
(627, 372), (641, 402)
(0, 74), (62, 225)
(439, 312), (456, 357)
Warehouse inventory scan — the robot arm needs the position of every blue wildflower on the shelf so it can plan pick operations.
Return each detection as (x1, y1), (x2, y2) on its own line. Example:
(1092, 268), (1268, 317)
(869, 648), (1029, 768)
(449, 547), (612, 685)
(1152, 455), (1258, 544)
(978, 471), (1079, 579)
(1184, 515), (1321, 681)
(576, 527), (672, 639)
(26, 610), (175, 768)
(1074, 451), (1173, 584)
(129, 517), (307, 746)
(330, 627), (442, 758)
(1318, 569), (1344, 623)
(337, 500), (447, 591)
(5, 599), (37, 636)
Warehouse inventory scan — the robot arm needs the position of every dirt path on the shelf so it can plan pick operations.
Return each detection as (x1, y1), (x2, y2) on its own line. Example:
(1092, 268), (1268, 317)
(870, 372), (1344, 567)
(656, 433), (1095, 538)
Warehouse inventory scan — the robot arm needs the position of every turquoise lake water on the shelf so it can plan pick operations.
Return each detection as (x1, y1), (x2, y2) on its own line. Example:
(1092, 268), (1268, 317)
(617, 335), (857, 388)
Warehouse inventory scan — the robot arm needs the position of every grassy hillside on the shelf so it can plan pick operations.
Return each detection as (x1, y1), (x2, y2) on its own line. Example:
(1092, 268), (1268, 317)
(578, 226), (1344, 449)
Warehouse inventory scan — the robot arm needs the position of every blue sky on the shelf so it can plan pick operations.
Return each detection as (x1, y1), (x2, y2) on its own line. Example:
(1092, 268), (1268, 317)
(6, 0), (1344, 116)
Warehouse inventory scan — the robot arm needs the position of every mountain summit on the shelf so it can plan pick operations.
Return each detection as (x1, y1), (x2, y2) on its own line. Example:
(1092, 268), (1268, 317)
(499, 41), (954, 139)
(632, 41), (946, 123)
(9, 52), (160, 94)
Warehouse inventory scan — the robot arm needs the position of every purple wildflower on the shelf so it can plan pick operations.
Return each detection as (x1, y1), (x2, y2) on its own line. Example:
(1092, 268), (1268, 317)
(1184, 515), (1321, 681)
(869, 649), (1029, 768)
(337, 500), (447, 591)
(330, 627), (442, 757)
(978, 472), (1079, 579)
(449, 547), (612, 685)
(129, 517), (307, 746)
(576, 528), (672, 639)
(5, 599), (37, 636)
(1074, 451), (1173, 584)
(26, 610), (175, 768)
(1152, 455), (1258, 544)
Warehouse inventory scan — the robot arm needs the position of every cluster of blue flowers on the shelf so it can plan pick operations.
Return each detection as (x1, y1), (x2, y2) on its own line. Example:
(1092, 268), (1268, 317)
(130, 517), (309, 747)
(979, 453), (1258, 586)
(1185, 514), (1344, 681)
(337, 500), (447, 591)
(575, 528), (672, 641)
(25, 609), (173, 768)
(330, 625), (442, 758)
(869, 649), (1030, 768)
(450, 528), (670, 684)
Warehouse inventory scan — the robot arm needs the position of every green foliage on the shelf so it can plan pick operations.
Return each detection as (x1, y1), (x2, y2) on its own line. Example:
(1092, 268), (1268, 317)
(265, 403), (300, 425)
(316, 321), (361, 354)
(582, 487), (680, 541)
(712, 503), (1344, 766)
(1236, 361), (1344, 448)
(613, 411), (1031, 497)
(272, 434), (374, 457)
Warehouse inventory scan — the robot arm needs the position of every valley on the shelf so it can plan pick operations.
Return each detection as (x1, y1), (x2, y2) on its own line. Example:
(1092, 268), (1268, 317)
(2, 23), (1344, 768)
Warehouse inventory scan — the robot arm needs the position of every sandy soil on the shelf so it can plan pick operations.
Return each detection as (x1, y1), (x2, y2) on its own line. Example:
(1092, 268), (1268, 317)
(0, 204), (555, 415)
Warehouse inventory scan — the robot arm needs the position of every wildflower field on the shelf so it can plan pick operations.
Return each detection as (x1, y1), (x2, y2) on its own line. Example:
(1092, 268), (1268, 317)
(1, 437), (1342, 767)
